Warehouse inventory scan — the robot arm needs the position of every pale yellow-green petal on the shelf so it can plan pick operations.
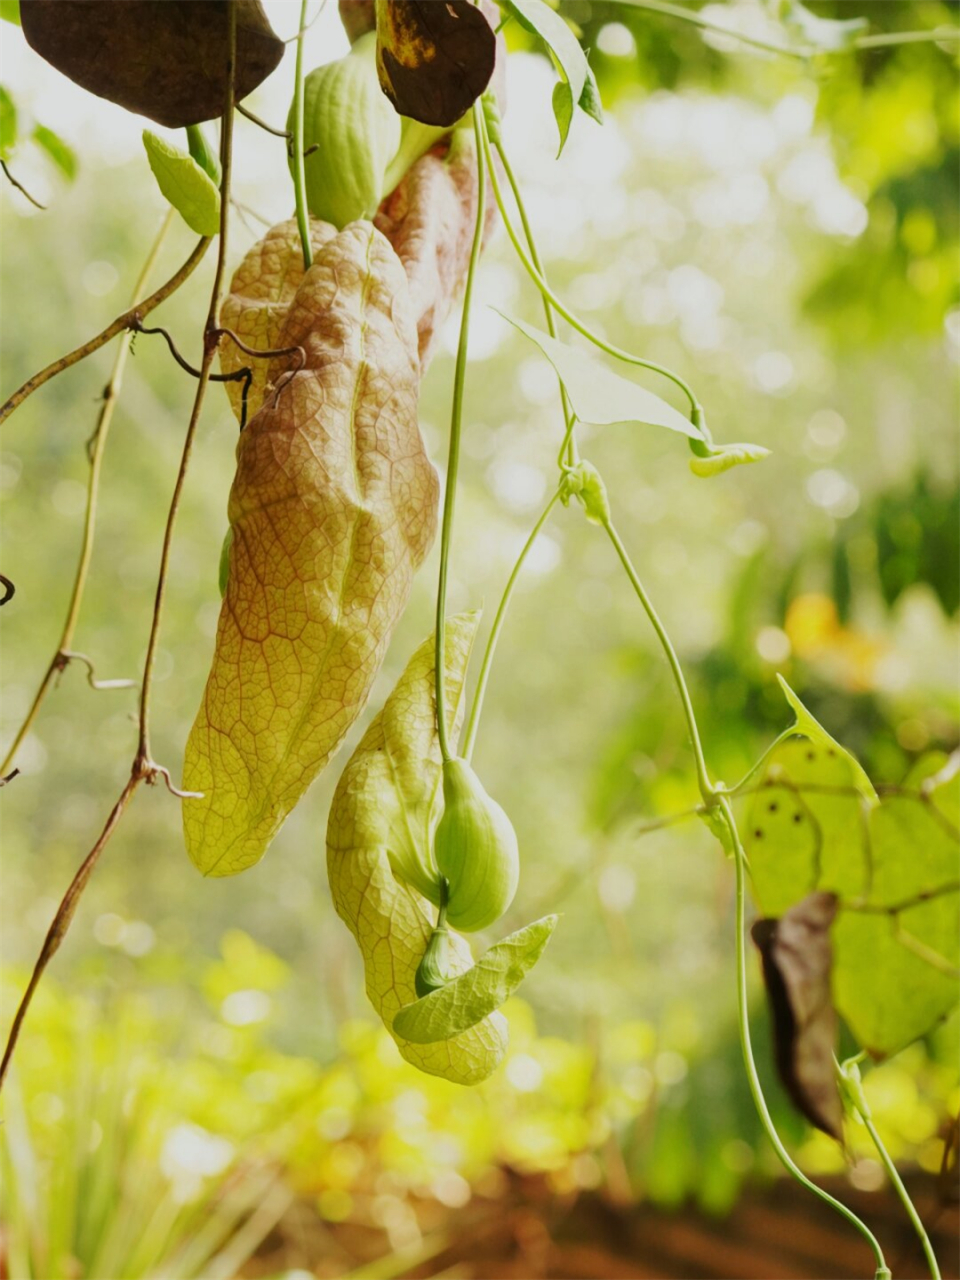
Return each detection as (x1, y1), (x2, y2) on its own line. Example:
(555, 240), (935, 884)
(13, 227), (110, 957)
(327, 614), (510, 1085)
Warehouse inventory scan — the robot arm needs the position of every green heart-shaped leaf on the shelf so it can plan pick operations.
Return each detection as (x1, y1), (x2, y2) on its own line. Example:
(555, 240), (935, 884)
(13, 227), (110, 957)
(501, 315), (697, 439)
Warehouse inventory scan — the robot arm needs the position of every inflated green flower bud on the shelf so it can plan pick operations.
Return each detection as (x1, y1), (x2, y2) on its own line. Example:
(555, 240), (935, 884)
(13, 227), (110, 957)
(434, 758), (519, 932)
(186, 123), (220, 184)
(291, 32), (401, 229)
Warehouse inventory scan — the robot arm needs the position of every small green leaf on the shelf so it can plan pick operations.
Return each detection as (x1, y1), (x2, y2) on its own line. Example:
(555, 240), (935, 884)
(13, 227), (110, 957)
(500, 315), (698, 439)
(499, 0), (588, 152)
(0, 85), (17, 159)
(777, 675), (878, 804)
(780, 0), (867, 51)
(142, 129), (220, 236)
(32, 124), (77, 181)
(689, 442), (770, 478)
(551, 79), (574, 152)
(393, 915), (559, 1044)
(578, 61), (603, 125)
(0, 1), (20, 27)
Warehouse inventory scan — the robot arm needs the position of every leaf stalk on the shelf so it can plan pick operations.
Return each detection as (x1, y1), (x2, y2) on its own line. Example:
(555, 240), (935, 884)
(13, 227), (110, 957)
(434, 105), (487, 763)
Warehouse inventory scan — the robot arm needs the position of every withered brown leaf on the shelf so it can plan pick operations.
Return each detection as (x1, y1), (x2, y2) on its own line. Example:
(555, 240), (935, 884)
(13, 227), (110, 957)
(183, 220), (439, 876)
(21, 1), (283, 128)
(374, 0), (497, 127)
(375, 132), (497, 370)
(752, 891), (844, 1139)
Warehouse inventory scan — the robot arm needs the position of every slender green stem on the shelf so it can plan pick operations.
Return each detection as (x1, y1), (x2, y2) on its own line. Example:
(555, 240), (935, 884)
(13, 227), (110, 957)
(237, 102), (289, 139)
(612, 0), (806, 58)
(718, 794), (888, 1273)
(719, 727), (795, 798)
(855, 27), (959, 50)
(435, 107), (487, 763)
(634, 804), (704, 837)
(477, 111), (701, 417)
(558, 411), (581, 471)
(291, 0), (313, 271)
(596, 496), (887, 1270)
(863, 1116), (940, 1277)
(463, 488), (561, 762)
(839, 1066), (941, 1279)
(436, 875), (449, 930)
(490, 135), (578, 466)
(612, 0), (958, 60)
(601, 517), (713, 801)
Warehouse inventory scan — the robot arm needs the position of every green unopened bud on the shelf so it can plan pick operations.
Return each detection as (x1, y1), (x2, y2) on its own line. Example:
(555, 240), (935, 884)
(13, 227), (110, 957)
(434, 758), (519, 932)
(482, 90), (503, 146)
(562, 461), (610, 525)
(291, 32), (401, 229)
(186, 123), (221, 184)
(837, 1056), (871, 1121)
(578, 462), (610, 525)
(415, 924), (451, 998)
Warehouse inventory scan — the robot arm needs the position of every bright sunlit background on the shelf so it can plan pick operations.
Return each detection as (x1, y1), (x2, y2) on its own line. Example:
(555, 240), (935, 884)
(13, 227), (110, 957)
(1, 1), (958, 1276)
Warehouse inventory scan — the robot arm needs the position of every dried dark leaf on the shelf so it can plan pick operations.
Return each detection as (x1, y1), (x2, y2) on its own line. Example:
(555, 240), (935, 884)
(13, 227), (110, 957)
(339, 0), (376, 44)
(21, 1), (283, 128)
(374, 0), (497, 127)
(375, 132), (497, 370)
(751, 891), (843, 1139)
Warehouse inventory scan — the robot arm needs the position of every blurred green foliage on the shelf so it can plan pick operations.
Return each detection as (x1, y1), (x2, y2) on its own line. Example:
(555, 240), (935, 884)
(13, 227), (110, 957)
(1, 0), (958, 1265)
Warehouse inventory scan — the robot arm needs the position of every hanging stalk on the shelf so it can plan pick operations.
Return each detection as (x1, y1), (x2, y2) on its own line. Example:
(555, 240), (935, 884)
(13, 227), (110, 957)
(463, 487), (562, 761)
(291, 0), (313, 270)
(434, 105), (487, 763)
(483, 102), (578, 466)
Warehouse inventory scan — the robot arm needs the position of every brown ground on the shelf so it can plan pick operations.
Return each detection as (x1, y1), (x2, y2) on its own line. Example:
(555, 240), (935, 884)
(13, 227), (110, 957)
(245, 1169), (959, 1280)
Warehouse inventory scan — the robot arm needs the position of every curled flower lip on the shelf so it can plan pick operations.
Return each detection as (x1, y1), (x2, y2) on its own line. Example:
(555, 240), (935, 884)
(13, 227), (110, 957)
(327, 614), (512, 1086)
